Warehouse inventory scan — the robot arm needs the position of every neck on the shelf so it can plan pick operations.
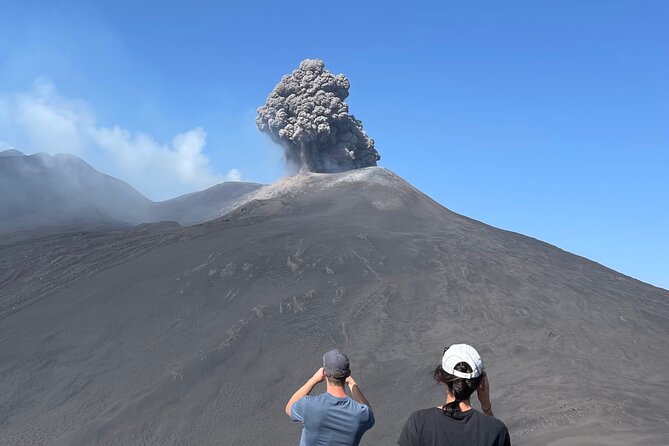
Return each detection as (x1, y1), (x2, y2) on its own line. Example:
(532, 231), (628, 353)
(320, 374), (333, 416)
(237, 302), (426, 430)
(444, 394), (472, 412)
(326, 383), (347, 398)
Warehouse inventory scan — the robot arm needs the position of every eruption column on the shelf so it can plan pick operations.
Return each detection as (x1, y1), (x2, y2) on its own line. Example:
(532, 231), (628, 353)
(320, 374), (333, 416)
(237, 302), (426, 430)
(256, 59), (380, 173)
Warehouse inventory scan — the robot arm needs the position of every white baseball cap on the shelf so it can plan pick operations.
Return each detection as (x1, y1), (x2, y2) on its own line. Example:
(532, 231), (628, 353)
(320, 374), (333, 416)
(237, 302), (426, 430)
(442, 344), (485, 379)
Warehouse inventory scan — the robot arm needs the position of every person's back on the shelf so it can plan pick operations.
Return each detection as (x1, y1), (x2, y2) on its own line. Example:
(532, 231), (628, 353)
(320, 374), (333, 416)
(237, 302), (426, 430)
(285, 349), (375, 446)
(291, 392), (374, 446)
(399, 407), (509, 446)
(398, 344), (510, 446)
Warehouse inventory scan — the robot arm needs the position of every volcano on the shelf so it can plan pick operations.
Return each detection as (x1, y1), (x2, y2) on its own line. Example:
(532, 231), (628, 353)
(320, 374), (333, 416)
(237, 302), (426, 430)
(0, 149), (262, 232)
(0, 167), (667, 445)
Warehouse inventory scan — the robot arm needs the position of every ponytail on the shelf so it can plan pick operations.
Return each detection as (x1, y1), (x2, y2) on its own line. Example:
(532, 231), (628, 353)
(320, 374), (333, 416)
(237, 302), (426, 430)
(433, 363), (483, 418)
(441, 398), (462, 417)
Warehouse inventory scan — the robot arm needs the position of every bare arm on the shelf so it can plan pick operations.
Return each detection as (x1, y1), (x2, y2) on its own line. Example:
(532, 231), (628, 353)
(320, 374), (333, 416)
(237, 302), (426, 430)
(477, 374), (495, 417)
(346, 376), (371, 409)
(285, 368), (325, 417)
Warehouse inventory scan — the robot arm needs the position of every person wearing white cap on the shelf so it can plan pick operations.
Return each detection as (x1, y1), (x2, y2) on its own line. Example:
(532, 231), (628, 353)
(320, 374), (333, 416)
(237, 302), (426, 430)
(285, 349), (375, 446)
(398, 344), (510, 446)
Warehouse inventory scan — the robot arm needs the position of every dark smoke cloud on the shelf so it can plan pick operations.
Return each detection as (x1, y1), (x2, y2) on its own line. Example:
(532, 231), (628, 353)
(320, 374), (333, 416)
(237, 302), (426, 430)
(256, 59), (380, 173)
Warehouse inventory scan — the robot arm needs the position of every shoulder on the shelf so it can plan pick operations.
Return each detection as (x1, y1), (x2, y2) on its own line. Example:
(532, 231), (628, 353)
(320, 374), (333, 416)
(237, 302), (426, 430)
(348, 398), (374, 416)
(291, 394), (332, 421)
(290, 395), (316, 422)
(296, 394), (317, 405)
(414, 407), (439, 418)
(478, 411), (506, 427)
(346, 398), (375, 428)
(349, 398), (371, 409)
(475, 411), (509, 434)
(306, 393), (335, 404)
(406, 407), (439, 424)
(292, 394), (319, 413)
(398, 408), (438, 443)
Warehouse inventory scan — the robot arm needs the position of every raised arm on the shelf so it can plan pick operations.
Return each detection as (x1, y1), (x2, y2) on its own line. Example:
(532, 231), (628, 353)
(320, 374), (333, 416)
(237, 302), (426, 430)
(285, 367), (325, 417)
(477, 374), (494, 416)
(346, 376), (372, 409)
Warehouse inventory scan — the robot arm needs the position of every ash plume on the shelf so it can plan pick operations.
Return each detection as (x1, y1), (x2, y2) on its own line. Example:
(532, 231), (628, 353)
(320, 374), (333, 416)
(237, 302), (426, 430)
(256, 59), (380, 173)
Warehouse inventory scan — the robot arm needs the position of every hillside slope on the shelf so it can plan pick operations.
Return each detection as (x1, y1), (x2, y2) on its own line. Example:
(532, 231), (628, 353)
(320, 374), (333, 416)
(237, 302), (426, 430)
(0, 150), (152, 229)
(0, 167), (667, 445)
(0, 150), (262, 230)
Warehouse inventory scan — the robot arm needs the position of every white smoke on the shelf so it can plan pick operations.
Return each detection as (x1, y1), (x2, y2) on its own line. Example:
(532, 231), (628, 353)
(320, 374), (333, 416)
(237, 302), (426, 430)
(0, 78), (240, 200)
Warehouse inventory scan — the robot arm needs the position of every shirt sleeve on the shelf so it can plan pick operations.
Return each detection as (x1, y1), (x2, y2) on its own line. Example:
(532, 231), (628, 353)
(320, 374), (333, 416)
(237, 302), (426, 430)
(364, 407), (375, 430)
(397, 412), (419, 446)
(290, 396), (308, 423)
(500, 425), (511, 446)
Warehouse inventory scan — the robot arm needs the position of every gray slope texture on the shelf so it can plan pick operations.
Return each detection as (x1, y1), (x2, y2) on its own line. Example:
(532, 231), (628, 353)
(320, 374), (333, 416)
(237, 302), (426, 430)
(0, 167), (667, 446)
(0, 150), (262, 231)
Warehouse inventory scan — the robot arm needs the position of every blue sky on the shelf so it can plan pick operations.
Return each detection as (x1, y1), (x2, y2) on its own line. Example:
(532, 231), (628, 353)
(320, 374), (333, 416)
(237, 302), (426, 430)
(0, 0), (667, 289)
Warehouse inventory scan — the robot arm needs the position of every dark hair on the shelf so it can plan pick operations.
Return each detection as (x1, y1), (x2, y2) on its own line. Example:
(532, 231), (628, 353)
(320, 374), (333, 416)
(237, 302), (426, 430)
(326, 375), (346, 388)
(433, 362), (483, 418)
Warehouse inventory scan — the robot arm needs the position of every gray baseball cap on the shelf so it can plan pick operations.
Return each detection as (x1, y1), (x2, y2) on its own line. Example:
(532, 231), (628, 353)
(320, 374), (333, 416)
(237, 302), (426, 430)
(323, 349), (350, 378)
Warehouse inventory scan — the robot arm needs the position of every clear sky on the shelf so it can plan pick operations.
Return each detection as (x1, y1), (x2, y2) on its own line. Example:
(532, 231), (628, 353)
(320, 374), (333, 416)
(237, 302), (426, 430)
(0, 0), (667, 290)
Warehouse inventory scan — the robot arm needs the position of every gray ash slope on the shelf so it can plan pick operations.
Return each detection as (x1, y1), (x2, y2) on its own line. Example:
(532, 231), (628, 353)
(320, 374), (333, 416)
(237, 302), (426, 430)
(0, 149), (262, 231)
(0, 150), (151, 229)
(1, 167), (667, 445)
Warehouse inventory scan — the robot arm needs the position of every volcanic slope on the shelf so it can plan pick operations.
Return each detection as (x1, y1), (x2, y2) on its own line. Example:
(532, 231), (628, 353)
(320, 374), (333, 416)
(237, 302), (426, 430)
(0, 149), (262, 231)
(0, 168), (667, 446)
(0, 150), (152, 229)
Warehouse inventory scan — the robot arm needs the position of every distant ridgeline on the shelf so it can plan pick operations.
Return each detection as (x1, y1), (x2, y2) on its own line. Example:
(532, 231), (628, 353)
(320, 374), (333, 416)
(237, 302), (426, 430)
(0, 149), (262, 231)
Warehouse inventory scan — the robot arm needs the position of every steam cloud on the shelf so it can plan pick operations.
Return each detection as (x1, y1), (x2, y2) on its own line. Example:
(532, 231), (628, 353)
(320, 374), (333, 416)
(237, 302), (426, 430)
(0, 79), (239, 200)
(256, 59), (380, 173)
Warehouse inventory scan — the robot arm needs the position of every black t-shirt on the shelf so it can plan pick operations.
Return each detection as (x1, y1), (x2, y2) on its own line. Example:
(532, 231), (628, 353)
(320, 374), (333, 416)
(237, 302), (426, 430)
(398, 408), (511, 446)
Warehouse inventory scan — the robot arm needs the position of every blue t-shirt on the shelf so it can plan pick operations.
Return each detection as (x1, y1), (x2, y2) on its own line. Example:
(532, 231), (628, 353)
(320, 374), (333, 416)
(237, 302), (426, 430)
(290, 393), (375, 446)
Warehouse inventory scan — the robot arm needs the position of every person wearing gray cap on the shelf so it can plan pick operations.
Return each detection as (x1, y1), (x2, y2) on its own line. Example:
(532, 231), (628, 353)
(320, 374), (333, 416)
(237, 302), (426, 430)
(285, 349), (375, 446)
(398, 344), (510, 446)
